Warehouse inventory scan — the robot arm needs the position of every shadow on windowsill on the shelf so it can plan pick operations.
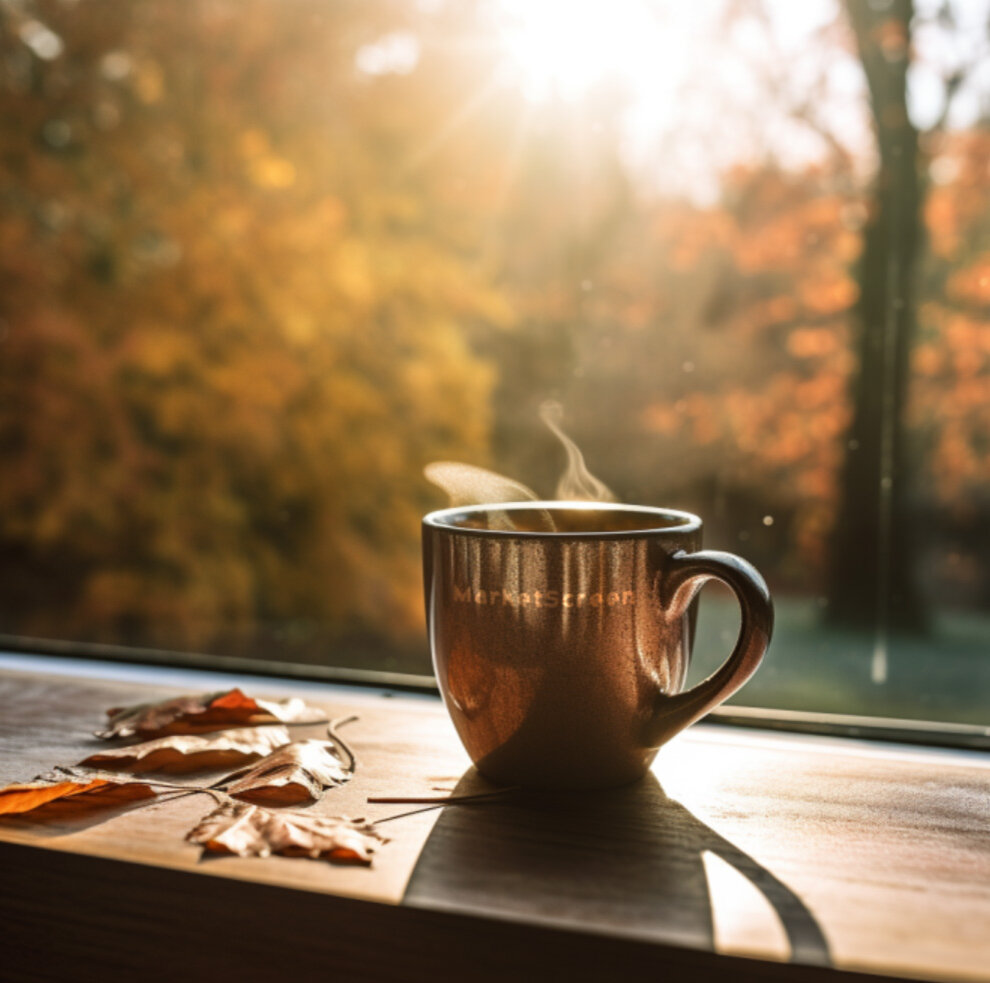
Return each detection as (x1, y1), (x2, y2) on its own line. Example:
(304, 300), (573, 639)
(403, 769), (831, 968)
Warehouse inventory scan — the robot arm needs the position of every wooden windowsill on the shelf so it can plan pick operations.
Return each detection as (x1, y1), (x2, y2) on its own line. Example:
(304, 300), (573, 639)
(1, 652), (987, 983)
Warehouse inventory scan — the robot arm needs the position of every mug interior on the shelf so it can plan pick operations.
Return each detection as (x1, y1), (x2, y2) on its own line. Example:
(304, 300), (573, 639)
(425, 501), (701, 536)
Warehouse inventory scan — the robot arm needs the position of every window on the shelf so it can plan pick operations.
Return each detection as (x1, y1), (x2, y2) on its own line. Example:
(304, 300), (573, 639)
(1, 0), (986, 725)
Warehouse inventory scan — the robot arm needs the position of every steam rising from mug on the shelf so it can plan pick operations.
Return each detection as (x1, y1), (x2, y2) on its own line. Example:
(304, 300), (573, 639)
(424, 401), (615, 530)
(538, 400), (616, 503)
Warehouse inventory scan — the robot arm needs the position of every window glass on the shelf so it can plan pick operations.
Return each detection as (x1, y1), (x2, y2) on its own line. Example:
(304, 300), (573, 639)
(1, 0), (987, 724)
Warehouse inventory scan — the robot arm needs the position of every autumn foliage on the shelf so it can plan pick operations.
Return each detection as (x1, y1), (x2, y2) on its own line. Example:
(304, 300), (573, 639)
(0, 1), (506, 658)
(0, 0), (986, 664)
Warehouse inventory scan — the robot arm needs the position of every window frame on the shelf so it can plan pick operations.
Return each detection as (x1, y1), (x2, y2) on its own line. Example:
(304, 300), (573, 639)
(4, 632), (986, 752)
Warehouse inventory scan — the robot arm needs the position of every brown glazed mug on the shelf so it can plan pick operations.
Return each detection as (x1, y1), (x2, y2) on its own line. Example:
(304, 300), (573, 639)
(422, 502), (773, 789)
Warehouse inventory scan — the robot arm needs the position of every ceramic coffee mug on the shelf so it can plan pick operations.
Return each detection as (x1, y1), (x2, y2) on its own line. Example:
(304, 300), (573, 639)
(423, 502), (773, 789)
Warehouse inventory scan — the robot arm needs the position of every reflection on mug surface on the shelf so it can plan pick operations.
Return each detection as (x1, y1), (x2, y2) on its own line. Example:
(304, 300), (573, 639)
(423, 503), (773, 789)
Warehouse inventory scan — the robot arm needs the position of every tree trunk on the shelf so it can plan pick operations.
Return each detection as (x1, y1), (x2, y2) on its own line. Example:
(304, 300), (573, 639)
(826, 0), (928, 646)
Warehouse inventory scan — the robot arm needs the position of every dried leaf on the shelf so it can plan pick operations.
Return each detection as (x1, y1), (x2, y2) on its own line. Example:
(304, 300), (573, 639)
(97, 688), (327, 739)
(224, 739), (352, 805)
(187, 800), (385, 865)
(78, 725), (291, 773)
(0, 775), (156, 815)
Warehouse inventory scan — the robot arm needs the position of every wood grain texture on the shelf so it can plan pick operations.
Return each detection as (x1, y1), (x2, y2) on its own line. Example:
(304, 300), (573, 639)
(0, 664), (460, 905)
(1, 654), (988, 983)
(0, 840), (891, 983)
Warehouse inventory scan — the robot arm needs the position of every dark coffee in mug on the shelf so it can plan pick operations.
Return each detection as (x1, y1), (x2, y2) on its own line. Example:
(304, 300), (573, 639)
(423, 502), (773, 790)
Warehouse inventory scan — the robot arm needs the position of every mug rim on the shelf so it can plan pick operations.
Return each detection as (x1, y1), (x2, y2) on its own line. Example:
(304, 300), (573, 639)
(423, 501), (702, 538)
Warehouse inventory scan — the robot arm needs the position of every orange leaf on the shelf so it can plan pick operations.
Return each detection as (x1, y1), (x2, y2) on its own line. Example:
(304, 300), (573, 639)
(78, 725), (292, 773)
(224, 739), (352, 805)
(0, 776), (156, 815)
(97, 689), (327, 739)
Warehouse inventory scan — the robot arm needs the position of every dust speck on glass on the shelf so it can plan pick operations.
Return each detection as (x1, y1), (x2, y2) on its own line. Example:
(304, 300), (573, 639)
(0, 0), (986, 726)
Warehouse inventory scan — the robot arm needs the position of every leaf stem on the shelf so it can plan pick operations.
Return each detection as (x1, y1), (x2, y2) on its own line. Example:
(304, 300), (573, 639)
(326, 715), (359, 774)
(374, 803), (448, 824)
(368, 787), (520, 805)
(153, 786), (227, 806)
(56, 765), (228, 801)
(372, 786), (521, 823)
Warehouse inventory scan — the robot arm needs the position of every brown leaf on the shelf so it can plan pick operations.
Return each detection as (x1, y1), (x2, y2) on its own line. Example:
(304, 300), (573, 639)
(224, 739), (352, 805)
(78, 725), (292, 773)
(187, 800), (385, 865)
(0, 775), (157, 815)
(97, 688), (327, 739)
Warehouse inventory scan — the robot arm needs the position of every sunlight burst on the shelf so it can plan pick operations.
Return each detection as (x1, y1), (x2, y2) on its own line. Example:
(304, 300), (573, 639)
(494, 0), (684, 109)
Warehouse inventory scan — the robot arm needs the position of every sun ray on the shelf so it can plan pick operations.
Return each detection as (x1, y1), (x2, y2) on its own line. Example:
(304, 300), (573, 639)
(477, 97), (534, 265)
(402, 64), (510, 172)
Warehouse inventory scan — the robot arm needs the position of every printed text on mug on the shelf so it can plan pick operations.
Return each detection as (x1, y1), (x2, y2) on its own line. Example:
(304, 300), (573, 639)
(452, 585), (636, 608)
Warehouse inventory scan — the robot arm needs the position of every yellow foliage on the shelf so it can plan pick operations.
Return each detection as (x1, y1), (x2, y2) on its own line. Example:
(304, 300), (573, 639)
(0, 0), (510, 656)
(134, 59), (164, 104)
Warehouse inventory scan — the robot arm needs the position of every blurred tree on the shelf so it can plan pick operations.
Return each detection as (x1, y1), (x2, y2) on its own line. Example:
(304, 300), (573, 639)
(825, 0), (927, 639)
(827, 0), (989, 648)
(911, 125), (990, 610)
(493, 0), (989, 630)
(0, 0), (514, 658)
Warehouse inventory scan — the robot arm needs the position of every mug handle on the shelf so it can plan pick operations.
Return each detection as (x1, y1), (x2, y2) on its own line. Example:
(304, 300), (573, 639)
(645, 550), (773, 748)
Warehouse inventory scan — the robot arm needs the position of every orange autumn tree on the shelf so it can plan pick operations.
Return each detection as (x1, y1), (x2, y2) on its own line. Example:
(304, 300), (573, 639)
(507, 159), (864, 589)
(632, 165), (863, 584)
(911, 127), (990, 609)
(0, 0), (516, 658)
(497, 0), (988, 621)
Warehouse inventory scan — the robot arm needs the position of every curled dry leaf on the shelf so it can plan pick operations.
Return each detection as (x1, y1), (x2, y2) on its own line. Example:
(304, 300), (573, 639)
(224, 739), (352, 805)
(78, 725), (292, 773)
(0, 775), (157, 815)
(187, 800), (386, 865)
(97, 688), (327, 740)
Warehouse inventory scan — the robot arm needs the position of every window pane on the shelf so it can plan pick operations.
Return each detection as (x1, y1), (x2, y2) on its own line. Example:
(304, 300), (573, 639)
(1, 0), (987, 724)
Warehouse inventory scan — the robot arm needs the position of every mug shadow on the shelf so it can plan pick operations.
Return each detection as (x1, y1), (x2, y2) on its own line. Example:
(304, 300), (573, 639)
(403, 769), (831, 968)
